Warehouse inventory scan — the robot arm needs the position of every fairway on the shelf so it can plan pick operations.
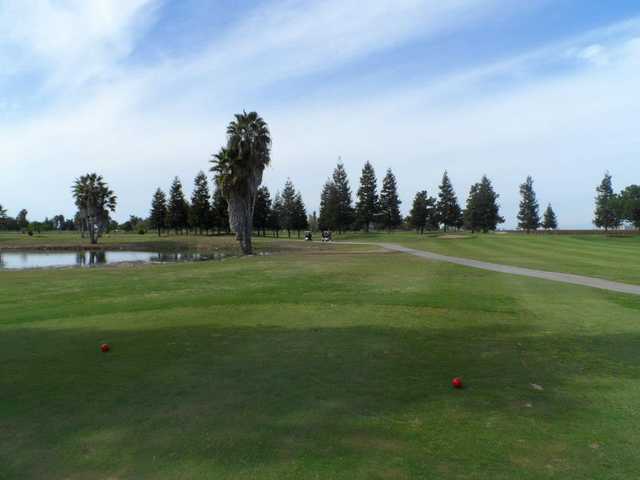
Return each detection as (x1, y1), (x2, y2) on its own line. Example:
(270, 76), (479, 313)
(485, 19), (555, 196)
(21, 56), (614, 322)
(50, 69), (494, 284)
(338, 232), (640, 285)
(2, 237), (640, 479)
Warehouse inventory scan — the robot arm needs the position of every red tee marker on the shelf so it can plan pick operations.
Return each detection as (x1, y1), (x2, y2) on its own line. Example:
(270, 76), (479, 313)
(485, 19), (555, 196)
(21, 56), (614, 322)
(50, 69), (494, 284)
(452, 377), (463, 389)
(100, 343), (110, 353)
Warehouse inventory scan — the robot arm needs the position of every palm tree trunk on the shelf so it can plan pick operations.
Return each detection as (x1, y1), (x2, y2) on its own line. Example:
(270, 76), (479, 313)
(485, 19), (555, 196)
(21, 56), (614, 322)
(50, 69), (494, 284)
(228, 190), (256, 255)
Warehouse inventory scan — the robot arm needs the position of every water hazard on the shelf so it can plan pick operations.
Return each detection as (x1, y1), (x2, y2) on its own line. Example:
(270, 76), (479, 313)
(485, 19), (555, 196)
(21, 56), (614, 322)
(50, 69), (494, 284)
(0, 250), (224, 270)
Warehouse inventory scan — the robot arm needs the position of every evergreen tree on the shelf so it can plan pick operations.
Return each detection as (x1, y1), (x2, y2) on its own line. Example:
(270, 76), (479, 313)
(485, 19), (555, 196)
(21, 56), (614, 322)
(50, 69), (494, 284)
(149, 188), (168, 236)
(436, 171), (462, 231)
(270, 192), (283, 237)
(517, 176), (540, 233)
(355, 161), (378, 231)
(253, 186), (272, 236)
(168, 177), (189, 234)
(190, 171), (211, 234)
(280, 179), (297, 238)
(318, 179), (338, 231)
(211, 186), (229, 234)
(463, 175), (504, 233)
(619, 185), (640, 229)
(308, 211), (318, 232)
(16, 209), (28, 231)
(541, 203), (558, 230)
(594, 172), (621, 231)
(332, 163), (355, 232)
(292, 193), (309, 238)
(379, 168), (402, 230)
(409, 191), (428, 234)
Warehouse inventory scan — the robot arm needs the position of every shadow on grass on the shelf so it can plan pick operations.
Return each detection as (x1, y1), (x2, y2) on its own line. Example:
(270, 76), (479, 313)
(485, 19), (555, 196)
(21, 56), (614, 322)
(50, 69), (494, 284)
(2, 323), (639, 478)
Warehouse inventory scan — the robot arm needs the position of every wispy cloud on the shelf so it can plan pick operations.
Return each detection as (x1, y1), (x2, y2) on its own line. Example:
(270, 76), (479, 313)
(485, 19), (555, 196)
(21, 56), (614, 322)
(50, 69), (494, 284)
(0, 1), (639, 228)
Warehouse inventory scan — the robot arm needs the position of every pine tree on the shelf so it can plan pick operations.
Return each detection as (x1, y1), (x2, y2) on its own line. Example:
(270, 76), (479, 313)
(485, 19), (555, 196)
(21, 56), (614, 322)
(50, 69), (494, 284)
(436, 171), (462, 231)
(409, 191), (428, 234)
(594, 172), (621, 231)
(292, 193), (309, 238)
(253, 186), (272, 236)
(211, 186), (229, 234)
(190, 171), (211, 234)
(318, 179), (338, 231)
(517, 176), (540, 232)
(308, 211), (318, 232)
(464, 175), (504, 233)
(149, 188), (168, 236)
(379, 168), (402, 230)
(168, 177), (189, 234)
(270, 192), (283, 237)
(355, 161), (378, 232)
(280, 179), (297, 238)
(542, 203), (558, 230)
(332, 163), (355, 232)
(619, 185), (640, 229)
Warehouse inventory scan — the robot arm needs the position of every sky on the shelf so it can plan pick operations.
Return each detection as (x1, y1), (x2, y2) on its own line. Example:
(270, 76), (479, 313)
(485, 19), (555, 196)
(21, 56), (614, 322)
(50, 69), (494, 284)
(1, 0), (639, 228)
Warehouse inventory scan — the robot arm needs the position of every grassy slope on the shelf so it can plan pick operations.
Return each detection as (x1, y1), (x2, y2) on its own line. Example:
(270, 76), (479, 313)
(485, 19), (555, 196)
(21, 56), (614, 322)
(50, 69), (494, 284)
(337, 232), (640, 285)
(2, 241), (640, 479)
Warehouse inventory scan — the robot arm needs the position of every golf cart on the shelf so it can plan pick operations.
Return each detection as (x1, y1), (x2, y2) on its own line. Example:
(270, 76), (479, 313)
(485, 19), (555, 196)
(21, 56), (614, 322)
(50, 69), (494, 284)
(321, 230), (332, 242)
(304, 231), (313, 241)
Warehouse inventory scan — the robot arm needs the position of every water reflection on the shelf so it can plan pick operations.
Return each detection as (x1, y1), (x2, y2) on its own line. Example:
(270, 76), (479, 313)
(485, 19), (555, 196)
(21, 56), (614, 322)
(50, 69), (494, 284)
(0, 250), (225, 270)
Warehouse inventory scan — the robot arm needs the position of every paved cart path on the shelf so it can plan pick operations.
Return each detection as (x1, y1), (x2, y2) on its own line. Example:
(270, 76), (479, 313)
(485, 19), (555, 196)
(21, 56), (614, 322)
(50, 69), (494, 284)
(340, 241), (640, 296)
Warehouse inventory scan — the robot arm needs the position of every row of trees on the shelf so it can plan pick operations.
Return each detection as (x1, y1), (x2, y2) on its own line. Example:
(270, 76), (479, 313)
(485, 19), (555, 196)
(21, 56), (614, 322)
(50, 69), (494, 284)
(0, 206), (78, 233)
(317, 163), (557, 234)
(148, 173), (231, 236)
(146, 174), (310, 239)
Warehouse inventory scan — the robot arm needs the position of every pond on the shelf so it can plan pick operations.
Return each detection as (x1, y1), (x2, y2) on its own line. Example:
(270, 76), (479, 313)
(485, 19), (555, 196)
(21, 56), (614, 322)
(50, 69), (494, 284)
(0, 250), (224, 270)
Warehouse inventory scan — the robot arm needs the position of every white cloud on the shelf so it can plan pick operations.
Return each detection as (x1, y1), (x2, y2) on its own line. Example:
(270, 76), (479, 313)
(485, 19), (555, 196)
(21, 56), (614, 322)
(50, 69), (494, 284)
(0, 0), (156, 87)
(0, 1), (639, 229)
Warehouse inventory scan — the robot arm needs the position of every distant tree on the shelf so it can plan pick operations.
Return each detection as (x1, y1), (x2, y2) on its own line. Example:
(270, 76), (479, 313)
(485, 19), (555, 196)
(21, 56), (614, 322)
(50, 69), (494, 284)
(71, 173), (117, 244)
(308, 211), (318, 232)
(355, 161), (378, 232)
(379, 168), (402, 230)
(0, 204), (7, 229)
(292, 192), (309, 238)
(619, 185), (640, 229)
(52, 214), (66, 231)
(16, 209), (29, 232)
(210, 111), (271, 254)
(436, 171), (462, 231)
(211, 186), (229, 234)
(332, 163), (355, 232)
(318, 179), (338, 231)
(517, 176), (540, 233)
(409, 191), (429, 234)
(463, 175), (504, 233)
(167, 177), (189, 234)
(150, 188), (168, 236)
(541, 204), (558, 230)
(270, 192), (283, 237)
(190, 171), (211, 235)
(594, 173), (621, 231)
(280, 179), (298, 238)
(253, 186), (272, 236)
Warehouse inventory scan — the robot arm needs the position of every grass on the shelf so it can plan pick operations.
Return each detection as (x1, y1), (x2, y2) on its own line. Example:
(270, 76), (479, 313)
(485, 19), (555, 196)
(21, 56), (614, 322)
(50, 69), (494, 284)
(2, 233), (640, 479)
(337, 231), (640, 285)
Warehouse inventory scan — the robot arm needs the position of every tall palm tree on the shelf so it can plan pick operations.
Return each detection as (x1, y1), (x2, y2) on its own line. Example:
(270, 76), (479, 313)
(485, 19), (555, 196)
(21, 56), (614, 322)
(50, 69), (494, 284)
(72, 173), (117, 244)
(211, 111), (271, 254)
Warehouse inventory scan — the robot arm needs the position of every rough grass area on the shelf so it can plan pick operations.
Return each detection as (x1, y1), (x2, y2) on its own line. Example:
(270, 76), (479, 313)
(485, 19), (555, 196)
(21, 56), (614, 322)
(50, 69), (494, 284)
(1, 238), (639, 479)
(337, 231), (640, 285)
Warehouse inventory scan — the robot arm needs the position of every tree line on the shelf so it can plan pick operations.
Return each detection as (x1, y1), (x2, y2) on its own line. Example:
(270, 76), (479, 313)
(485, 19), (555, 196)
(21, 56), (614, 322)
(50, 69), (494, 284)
(2, 108), (639, 246)
(315, 162), (561, 234)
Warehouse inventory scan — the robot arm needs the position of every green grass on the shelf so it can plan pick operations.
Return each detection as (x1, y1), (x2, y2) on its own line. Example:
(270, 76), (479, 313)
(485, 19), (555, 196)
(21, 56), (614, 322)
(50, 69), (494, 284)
(337, 231), (640, 285)
(2, 235), (640, 479)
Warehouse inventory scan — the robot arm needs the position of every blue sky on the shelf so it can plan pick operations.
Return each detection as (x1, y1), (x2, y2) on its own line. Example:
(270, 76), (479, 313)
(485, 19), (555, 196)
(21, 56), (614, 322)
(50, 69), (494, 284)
(1, 0), (640, 228)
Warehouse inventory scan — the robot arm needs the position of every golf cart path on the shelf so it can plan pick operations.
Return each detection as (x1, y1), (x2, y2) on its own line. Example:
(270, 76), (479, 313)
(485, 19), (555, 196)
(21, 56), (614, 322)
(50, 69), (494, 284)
(342, 241), (640, 296)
